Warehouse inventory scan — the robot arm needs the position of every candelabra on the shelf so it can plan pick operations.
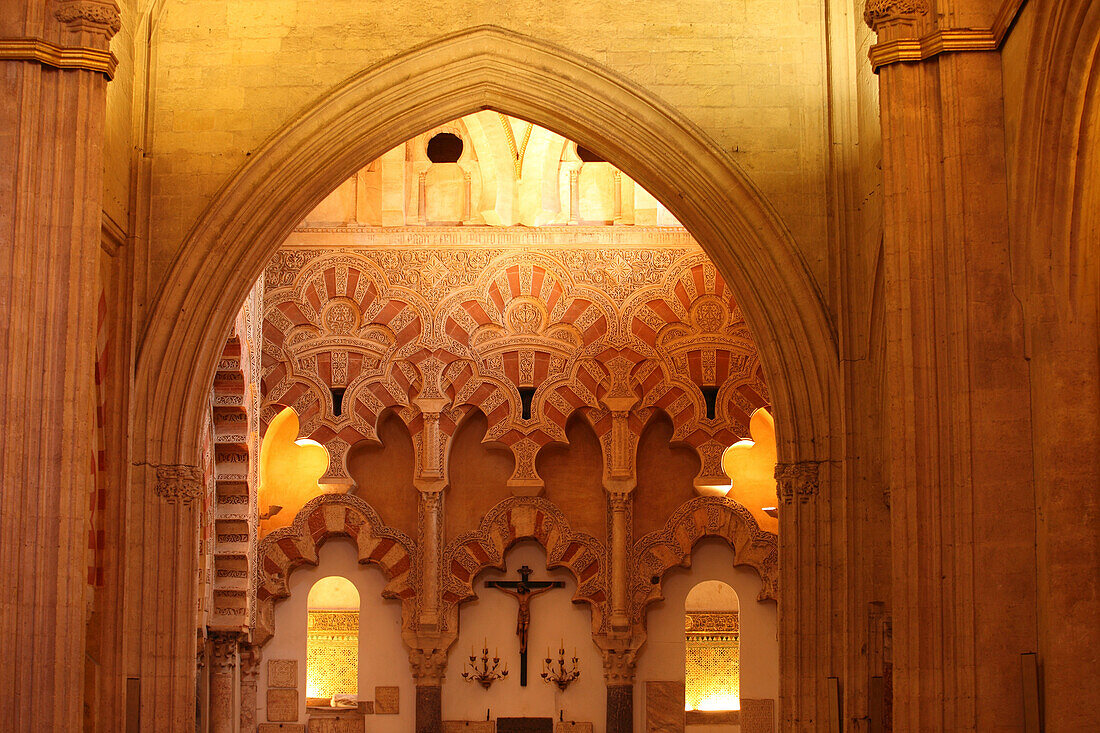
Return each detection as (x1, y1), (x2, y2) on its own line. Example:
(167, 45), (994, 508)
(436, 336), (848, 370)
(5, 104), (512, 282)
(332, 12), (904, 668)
(541, 642), (580, 691)
(462, 640), (508, 689)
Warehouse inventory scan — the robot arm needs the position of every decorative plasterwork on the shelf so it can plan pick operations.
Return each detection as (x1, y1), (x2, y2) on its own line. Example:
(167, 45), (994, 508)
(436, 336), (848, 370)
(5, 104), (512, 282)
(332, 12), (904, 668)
(866, 0), (1028, 72)
(630, 496), (779, 622)
(254, 493), (416, 645)
(154, 464), (204, 504)
(441, 496), (607, 633)
(261, 246), (768, 492)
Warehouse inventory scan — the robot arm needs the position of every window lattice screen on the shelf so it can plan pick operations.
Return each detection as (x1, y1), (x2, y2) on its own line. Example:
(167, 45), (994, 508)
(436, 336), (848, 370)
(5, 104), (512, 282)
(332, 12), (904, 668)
(306, 610), (359, 699)
(685, 611), (740, 711)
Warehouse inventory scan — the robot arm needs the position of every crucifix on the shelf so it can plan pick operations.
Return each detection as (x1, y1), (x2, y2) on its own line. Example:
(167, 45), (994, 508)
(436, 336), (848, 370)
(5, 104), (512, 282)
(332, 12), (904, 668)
(486, 565), (564, 686)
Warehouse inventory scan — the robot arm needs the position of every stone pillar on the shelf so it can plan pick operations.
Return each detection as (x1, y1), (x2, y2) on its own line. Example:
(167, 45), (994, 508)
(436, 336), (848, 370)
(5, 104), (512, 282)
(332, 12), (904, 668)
(209, 632), (239, 733)
(417, 489), (444, 631)
(240, 643), (261, 733)
(602, 647), (636, 733)
(608, 491), (631, 630)
(0, 1), (119, 728)
(868, 1), (1038, 729)
(410, 647), (447, 733)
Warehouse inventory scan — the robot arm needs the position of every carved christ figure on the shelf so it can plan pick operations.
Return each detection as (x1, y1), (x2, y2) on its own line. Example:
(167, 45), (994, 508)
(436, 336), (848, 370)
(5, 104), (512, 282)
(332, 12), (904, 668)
(486, 565), (564, 685)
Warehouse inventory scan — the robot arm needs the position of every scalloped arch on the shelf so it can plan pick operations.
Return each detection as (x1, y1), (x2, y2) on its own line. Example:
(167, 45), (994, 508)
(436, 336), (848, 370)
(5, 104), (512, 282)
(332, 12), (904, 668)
(442, 496), (607, 632)
(133, 24), (835, 477)
(630, 496), (778, 624)
(255, 493), (417, 645)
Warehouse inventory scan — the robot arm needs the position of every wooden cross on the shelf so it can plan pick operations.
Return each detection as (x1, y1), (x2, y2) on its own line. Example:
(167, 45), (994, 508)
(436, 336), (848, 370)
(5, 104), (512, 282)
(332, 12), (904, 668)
(486, 565), (564, 686)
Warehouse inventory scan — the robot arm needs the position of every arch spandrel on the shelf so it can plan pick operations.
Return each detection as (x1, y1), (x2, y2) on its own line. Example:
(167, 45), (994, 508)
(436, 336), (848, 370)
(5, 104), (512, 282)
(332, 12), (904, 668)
(135, 25), (836, 478)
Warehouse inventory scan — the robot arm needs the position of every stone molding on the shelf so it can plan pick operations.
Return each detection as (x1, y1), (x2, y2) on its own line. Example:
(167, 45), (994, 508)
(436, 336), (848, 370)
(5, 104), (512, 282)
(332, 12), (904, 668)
(255, 493), (416, 645)
(0, 38), (117, 79)
(154, 464), (204, 504)
(630, 496), (778, 620)
(865, 0), (1027, 71)
(442, 496), (607, 632)
(774, 461), (821, 505)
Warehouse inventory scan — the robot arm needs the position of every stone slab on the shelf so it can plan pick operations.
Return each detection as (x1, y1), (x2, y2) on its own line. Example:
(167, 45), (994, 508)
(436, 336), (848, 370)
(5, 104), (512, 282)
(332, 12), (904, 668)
(443, 722), (495, 733)
(497, 718), (552, 733)
(739, 698), (775, 733)
(374, 685), (400, 714)
(555, 723), (594, 732)
(268, 659), (298, 688)
(267, 688), (299, 722)
(645, 681), (684, 732)
(306, 710), (365, 733)
(259, 725), (305, 733)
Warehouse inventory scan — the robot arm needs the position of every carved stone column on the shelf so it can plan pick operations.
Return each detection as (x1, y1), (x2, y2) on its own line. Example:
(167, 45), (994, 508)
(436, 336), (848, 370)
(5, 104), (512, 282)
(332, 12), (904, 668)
(607, 491), (632, 630)
(410, 647), (447, 733)
(602, 647), (636, 733)
(0, 2), (119, 728)
(209, 632), (239, 733)
(417, 489), (444, 632)
(239, 643), (261, 733)
(868, 1), (1039, 728)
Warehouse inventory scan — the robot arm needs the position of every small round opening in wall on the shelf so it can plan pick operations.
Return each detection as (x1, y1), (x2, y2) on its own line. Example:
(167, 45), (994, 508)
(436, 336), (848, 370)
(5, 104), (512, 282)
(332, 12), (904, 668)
(427, 132), (464, 163)
(576, 144), (607, 163)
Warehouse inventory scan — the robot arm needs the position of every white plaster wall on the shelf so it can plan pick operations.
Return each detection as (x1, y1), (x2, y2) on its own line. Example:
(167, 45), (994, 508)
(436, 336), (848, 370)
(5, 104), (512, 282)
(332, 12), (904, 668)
(443, 541), (606, 729)
(257, 537), (414, 729)
(633, 538), (779, 732)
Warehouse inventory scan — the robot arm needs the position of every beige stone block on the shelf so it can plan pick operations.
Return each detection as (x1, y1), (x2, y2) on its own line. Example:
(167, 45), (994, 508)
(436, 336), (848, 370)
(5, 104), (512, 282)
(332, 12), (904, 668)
(268, 659), (297, 688)
(739, 698), (775, 733)
(267, 688), (299, 722)
(645, 681), (684, 732)
(374, 686), (399, 714)
(259, 725), (305, 733)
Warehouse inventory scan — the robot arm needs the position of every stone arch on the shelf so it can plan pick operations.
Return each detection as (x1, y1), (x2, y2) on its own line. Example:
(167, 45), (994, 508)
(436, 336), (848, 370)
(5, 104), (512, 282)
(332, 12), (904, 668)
(134, 24), (835, 479)
(255, 493), (416, 645)
(442, 496), (607, 632)
(630, 496), (778, 625)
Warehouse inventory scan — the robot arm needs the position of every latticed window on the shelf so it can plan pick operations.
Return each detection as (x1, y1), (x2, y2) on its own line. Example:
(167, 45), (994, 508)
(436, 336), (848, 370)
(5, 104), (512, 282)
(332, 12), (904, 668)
(305, 576), (359, 702)
(685, 580), (740, 711)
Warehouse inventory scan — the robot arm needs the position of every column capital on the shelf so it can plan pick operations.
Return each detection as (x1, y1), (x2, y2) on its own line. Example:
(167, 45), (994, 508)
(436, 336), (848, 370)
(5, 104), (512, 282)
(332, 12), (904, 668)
(55, 1), (122, 40)
(408, 646), (449, 685)
(600, 646), (637, 685)
(774, 461), (821, 505)
(154, 464), (204, 505)
(209, 631), (240, 673)
(863, 0), (929, 32)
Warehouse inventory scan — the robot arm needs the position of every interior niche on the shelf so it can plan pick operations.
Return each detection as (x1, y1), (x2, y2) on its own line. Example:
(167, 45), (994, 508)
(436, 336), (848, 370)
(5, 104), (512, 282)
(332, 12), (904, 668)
(446, 409), (515, 541)
(346, 410), (418, 538)
(633, 411), (700, 538)
(536, 415), (606, 541)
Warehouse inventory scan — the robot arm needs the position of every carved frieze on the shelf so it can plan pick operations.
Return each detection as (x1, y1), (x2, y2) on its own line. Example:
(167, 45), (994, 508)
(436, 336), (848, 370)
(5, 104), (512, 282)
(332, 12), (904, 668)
(774, 461), (821, 505)
(154, 464), (203, 504)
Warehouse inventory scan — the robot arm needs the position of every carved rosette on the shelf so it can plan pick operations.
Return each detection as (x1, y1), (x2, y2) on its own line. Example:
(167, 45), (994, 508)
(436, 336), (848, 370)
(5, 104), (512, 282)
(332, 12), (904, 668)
(154, 464), (204, 505)
(863, 0), (929, 31)
(774, 461), (821, 505)
(55, 1), (122, 39)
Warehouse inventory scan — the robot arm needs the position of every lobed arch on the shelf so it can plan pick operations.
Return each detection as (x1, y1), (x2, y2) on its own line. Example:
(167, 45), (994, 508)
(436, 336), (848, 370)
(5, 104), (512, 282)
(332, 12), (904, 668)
(255, 493), (417, 645)
(442, 496), (607, 633)
(629, 496), (778, 627)
(133, 24), (836, 480)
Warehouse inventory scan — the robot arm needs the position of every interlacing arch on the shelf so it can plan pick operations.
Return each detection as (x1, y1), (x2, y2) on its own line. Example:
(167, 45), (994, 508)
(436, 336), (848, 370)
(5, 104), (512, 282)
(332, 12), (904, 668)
(255, 493), (416, 645)
(630, 496), (778, 626)
(442, 496), (607, 633)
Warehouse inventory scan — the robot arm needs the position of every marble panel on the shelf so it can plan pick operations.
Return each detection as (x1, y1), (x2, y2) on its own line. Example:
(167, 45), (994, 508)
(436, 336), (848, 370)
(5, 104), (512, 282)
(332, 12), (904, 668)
(645, 681), (684, 733)
(267, 688), (299, 722)
(268, 659), (298, 688)
(374, 685), (400, 714)
(739, 698), (775, 733)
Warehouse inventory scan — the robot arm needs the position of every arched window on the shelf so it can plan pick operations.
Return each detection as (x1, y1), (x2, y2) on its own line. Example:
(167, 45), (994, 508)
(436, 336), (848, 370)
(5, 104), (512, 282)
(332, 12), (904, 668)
(685, 580), (740, 711)
(306, 575), (360, 704)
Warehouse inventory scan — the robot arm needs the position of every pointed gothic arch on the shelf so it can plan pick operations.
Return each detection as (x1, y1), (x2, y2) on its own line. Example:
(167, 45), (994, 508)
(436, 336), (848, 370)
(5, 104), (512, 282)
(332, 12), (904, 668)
(133, 24), (836, 478)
